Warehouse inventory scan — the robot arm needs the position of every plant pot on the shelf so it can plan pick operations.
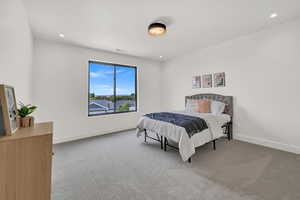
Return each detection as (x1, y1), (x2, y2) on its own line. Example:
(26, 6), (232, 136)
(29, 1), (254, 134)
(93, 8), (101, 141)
(20, 116), (34, 128)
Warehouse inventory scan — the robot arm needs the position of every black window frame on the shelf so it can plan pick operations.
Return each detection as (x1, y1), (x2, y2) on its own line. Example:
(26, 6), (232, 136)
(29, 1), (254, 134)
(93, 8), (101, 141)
(88, 60), (137, 116)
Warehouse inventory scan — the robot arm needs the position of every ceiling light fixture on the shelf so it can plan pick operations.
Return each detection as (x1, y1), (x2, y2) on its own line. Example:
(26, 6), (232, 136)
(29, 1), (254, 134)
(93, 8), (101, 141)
(148, 22), (167, 36)
(159, 56), (163, 58)
(270, 13), (278, 19)
(59, 33), (65, 38)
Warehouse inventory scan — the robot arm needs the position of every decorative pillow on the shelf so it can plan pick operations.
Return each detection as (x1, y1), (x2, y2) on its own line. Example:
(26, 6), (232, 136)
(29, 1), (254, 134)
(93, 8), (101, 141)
(185, 99), (198, 113)
(210, 100), (226, 115)
(198, 100), (211, 113)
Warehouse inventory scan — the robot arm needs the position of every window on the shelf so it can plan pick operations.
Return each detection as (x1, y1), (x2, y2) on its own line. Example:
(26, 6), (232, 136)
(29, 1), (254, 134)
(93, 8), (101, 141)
(88, 61), (137, 116)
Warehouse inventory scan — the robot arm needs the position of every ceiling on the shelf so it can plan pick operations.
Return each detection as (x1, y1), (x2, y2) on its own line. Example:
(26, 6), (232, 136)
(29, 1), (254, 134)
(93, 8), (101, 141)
(23, 0), (300, 61)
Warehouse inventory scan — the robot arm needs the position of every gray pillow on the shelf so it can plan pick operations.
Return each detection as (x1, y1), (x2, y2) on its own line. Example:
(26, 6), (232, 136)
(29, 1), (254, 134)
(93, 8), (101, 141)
(210, 100), (226, 115)
(185, 99), (198, 113)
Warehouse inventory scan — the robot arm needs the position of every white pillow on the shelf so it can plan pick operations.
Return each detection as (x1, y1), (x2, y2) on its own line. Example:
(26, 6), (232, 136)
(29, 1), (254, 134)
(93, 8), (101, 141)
(210, 100), (226, 115)
(185, 99), (198, 113)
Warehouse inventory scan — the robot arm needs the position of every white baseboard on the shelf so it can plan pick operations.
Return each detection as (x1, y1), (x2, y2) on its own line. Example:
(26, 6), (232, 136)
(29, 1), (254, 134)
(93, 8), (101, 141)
(235, 134), (300, 155)
(53, 128), (135, 144)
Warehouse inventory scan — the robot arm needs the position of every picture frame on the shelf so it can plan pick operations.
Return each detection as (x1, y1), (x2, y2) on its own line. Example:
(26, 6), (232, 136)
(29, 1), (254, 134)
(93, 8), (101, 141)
(214, 72), (226, 87)
(202, 74), (212, 88)
(0, 85), (19, 136)
(192, 76), (201, 88)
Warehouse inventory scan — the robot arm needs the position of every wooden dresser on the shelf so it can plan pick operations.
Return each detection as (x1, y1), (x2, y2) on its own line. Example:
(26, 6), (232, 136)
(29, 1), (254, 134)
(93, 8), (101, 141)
(0, 122), (53, 200)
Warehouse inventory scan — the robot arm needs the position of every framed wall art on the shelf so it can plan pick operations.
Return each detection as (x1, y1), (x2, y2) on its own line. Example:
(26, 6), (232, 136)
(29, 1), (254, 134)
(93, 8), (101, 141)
(192, 76), (201, 88)
(0, 85), (19, 136)
(202, 74), (212, 88)
(214, 72), (226, 87)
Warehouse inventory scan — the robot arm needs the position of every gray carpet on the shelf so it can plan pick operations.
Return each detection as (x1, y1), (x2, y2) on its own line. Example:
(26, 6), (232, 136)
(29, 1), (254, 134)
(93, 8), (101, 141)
(52, 130), (300, 200)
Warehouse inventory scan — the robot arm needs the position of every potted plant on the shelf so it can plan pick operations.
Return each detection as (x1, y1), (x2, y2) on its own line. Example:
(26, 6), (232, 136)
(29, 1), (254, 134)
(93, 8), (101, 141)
(18, 102), (37, 128)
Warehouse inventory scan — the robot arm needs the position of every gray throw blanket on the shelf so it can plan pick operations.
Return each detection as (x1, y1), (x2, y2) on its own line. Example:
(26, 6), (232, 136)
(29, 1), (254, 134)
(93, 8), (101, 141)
(144, 112), (208, 138)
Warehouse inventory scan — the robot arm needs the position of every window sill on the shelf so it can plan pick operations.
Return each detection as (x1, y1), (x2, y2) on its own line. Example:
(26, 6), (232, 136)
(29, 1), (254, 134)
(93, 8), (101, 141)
(88, 110), (138, 117)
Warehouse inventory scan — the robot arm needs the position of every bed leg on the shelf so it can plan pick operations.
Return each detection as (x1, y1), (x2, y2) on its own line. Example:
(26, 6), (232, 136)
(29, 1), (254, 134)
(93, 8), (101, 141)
(164, 137), (167, 151)
(227, 122), (233, 140)
(213, 140), (216, 150)
(144, 129), (147, 143)
(227, 129), (231, 141)
(160, 136), (163, 149)
(188, 157), (191, 163)
(228, 123), (231, 141)
(229, 123), (233, 140)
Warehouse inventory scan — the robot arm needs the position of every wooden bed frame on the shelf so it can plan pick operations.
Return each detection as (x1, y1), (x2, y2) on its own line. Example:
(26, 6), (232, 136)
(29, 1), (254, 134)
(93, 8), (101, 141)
(144, 93), (233, 163)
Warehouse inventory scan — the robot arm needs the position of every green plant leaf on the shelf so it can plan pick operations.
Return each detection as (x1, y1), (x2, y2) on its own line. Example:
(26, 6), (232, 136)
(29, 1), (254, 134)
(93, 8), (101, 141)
(17, 102), (37, 118)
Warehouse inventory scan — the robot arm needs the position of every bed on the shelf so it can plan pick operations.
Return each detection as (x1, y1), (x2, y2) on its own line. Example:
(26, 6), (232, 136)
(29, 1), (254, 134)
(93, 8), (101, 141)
(136, 93), (233, 162)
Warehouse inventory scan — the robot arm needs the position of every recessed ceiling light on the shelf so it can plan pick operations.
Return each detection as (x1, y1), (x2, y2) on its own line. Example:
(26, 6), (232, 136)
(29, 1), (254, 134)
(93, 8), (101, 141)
(270, 13), (278, 19)
(148, 22), (167, 36)
(159, 56), (163, 58)
(59, 33), (65, 38)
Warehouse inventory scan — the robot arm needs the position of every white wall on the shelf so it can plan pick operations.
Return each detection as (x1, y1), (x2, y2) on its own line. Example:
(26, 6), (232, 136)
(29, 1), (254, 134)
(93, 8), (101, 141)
(161, 19), (300, 154)
(33, 39), (161, 143)
(0, 0), (33, 103)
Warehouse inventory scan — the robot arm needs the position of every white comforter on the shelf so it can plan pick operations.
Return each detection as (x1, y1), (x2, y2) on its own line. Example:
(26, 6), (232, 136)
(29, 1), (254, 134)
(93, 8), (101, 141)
(136, 111), (231, 161)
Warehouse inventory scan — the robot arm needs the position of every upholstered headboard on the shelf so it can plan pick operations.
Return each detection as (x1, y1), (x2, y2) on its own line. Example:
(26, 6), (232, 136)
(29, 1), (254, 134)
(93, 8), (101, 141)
(185, 93), (233, 120)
